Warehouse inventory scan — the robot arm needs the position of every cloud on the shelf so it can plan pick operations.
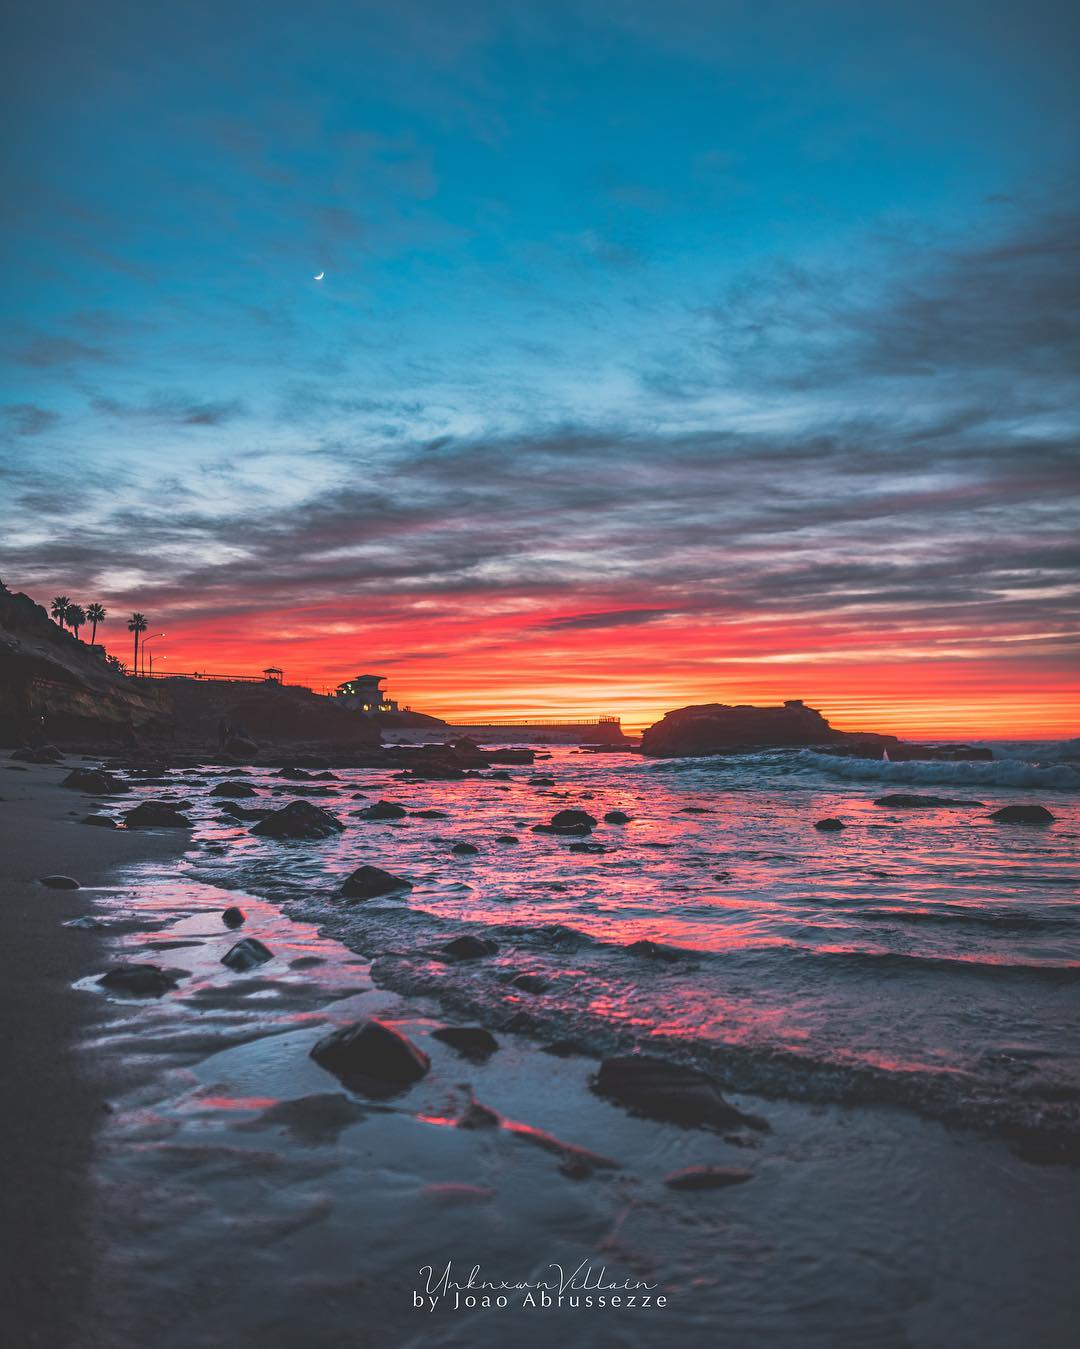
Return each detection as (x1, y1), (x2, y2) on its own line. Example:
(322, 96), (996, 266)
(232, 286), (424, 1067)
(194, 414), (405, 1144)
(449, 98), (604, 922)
(88, 393), (247, 426)
(539, 608), (672, 630)
(1, 404), (59, 436)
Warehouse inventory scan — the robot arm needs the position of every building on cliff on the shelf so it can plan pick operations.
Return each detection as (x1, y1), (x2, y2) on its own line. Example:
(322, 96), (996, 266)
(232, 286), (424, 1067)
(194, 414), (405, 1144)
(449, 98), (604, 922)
(334, 673), (399, 715)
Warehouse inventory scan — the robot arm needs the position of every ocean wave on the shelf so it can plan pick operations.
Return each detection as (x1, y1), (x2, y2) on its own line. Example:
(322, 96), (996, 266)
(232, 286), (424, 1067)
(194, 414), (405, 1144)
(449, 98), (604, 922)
(361, 948), (1080, 1161)
(798, 751), (1080, 792)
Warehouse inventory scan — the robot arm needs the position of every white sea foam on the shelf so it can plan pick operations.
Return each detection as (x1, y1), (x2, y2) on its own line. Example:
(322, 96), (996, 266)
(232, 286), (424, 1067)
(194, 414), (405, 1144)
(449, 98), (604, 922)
(799, 750), (1080, 792)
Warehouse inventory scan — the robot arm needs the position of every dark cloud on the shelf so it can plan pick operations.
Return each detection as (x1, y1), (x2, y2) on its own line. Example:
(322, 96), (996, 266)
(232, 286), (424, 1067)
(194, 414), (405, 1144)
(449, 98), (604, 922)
(88, 393), (247, 426)
(539, 608), (672, 630)
(1, 403), (59, 436)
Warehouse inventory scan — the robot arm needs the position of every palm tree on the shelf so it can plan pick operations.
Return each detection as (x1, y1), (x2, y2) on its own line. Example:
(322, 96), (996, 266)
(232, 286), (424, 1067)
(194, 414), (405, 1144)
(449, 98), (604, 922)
(66, 603), (86, 639)
(127, 612), (148, 675)
(86, 603), (106, 645)
(51, 595), (72, 628)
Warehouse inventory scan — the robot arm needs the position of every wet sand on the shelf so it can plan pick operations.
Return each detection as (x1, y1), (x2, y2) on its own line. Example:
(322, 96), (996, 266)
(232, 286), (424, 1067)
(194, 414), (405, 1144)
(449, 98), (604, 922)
(0, 761), (183, 1348)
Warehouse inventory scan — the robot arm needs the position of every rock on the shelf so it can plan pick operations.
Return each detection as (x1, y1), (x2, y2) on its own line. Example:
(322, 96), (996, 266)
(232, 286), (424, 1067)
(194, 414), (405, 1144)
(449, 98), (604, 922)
(62, 767), (128, 795)
(541, 1038), (592, 1057)
(641, 700), (847, 756)
(680, 806), (714, 814)
(340, 865), (413, 901)
(222, 937), (273, 971)
(990, 804), (1055, 824)
(441, 935), (499, 961)
(81, 814), (118, 828)
(533, 808), (597, 836)
(496, 834), (520, 844)
(431, 1026), (500, 1060)
(874, 794), (985, 807)
(38, 874), (80, 889)
(552, 808), (597, 829)
(250, 800), (344, 839)
(604, 810), (632, 824)
(224, 733), (259, 758)
(512, 972), (549, 994)
(362, 800), (408, 820)
(11, 745), (62, 763)
(593, 1055), (767, 1131)
(664, 1166), (753, 1191)
(210, 781), (259, 798)
(626, 939), (692, 962)
(411, 808), (448, 819)
(222, 906), (246, 928)
(451, 841), (479, 855)
(457, 1099), (502, 1129)
(310, 1019), (430, 1092)
(568, 841), (606, 853)
(216, 801), (274, 820)
(98, 963), (180, 997)
(123, 801), (193, 828)
(529, 776), (556, 786)
(814, 818), (845, 832)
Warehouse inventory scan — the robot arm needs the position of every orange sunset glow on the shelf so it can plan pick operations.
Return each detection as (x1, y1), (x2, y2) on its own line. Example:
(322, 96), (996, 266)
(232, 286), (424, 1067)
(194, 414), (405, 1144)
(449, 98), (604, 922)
(142, 597), (1078, 739)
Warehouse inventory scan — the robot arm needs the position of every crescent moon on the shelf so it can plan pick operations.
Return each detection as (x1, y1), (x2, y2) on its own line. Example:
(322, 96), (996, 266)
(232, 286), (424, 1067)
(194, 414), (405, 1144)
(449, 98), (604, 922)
(314, 271), (325, 281)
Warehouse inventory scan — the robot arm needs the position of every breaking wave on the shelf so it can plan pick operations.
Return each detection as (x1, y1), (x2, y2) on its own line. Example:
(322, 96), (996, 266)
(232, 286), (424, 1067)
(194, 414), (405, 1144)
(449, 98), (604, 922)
(798, 751), (1080, 792)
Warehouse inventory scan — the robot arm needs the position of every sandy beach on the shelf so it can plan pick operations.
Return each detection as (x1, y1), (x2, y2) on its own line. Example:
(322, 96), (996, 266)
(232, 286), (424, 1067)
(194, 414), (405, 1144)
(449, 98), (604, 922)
(0, 760), (184, 1347)
(2, 750), (1078, 1348)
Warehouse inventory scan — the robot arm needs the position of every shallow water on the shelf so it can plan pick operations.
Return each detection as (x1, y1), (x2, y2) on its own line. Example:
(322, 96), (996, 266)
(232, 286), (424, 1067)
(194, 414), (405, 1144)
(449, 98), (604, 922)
(76, 743), (1080, 1346)
(155, 745), (1080, 1153)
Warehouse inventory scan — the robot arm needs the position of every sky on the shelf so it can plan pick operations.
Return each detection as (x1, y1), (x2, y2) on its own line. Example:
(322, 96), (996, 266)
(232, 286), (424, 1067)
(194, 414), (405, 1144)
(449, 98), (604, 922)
(1, 0), (1078, 736)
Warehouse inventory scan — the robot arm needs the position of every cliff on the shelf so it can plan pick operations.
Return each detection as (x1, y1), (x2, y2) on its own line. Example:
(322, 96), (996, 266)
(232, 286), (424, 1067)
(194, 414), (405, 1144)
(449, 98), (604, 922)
(162, 678), (381, 748)
(0, 590), (167, 744)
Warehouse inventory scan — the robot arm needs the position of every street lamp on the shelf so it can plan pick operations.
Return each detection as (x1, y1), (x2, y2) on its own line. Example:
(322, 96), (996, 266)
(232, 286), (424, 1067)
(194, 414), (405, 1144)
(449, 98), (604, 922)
(141, 633), (165, 677)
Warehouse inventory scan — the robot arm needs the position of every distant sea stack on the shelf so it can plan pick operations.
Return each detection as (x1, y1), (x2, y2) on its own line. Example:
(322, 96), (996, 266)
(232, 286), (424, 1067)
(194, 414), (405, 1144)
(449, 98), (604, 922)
(640, 699), (991, 761)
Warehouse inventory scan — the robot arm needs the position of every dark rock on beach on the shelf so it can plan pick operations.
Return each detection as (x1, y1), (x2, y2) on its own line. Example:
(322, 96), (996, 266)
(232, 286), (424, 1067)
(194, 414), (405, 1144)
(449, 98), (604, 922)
(593, 1055), (768, 1131)
(814, 817), (845, 832)
(11, 745), (63, 763)
(222, 937), (273, 971)
(250, 800), (344, 839)
(990, 804), (1055, 824)
(310, 1019), (430, 1093)
(222, 906), (246, 928)
(123, 802), (193, 828)
(431, 1026), (500, 1059)
(341, 864), (413, 901)
(210, 781), (259, 798)
(98, 963), (181, 997)
(664, 1166), (753, 1191)
(604, 810), (632, 824)
(496, 834), (520, 844)
(81, 814), (118, 828)
(38, 874), (80, 889)
(62, 767), (128, 795)
(451, 841), (479, 855)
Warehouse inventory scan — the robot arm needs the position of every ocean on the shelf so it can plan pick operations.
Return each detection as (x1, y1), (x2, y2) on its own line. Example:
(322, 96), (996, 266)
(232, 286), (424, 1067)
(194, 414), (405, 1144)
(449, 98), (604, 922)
(77, 741), (1080, 1347)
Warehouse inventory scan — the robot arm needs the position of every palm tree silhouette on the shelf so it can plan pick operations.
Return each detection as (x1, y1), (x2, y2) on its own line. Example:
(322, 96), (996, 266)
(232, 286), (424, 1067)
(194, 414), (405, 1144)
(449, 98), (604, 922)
(66, 604), (86, 639)
(51, 595), (72, 628)
(86, 603), (106, 645)
(128, 612), (148, 675)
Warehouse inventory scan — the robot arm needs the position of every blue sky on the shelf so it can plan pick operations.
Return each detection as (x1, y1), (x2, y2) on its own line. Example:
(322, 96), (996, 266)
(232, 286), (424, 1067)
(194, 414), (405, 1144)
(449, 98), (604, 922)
(1, 0), (1078, 730)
